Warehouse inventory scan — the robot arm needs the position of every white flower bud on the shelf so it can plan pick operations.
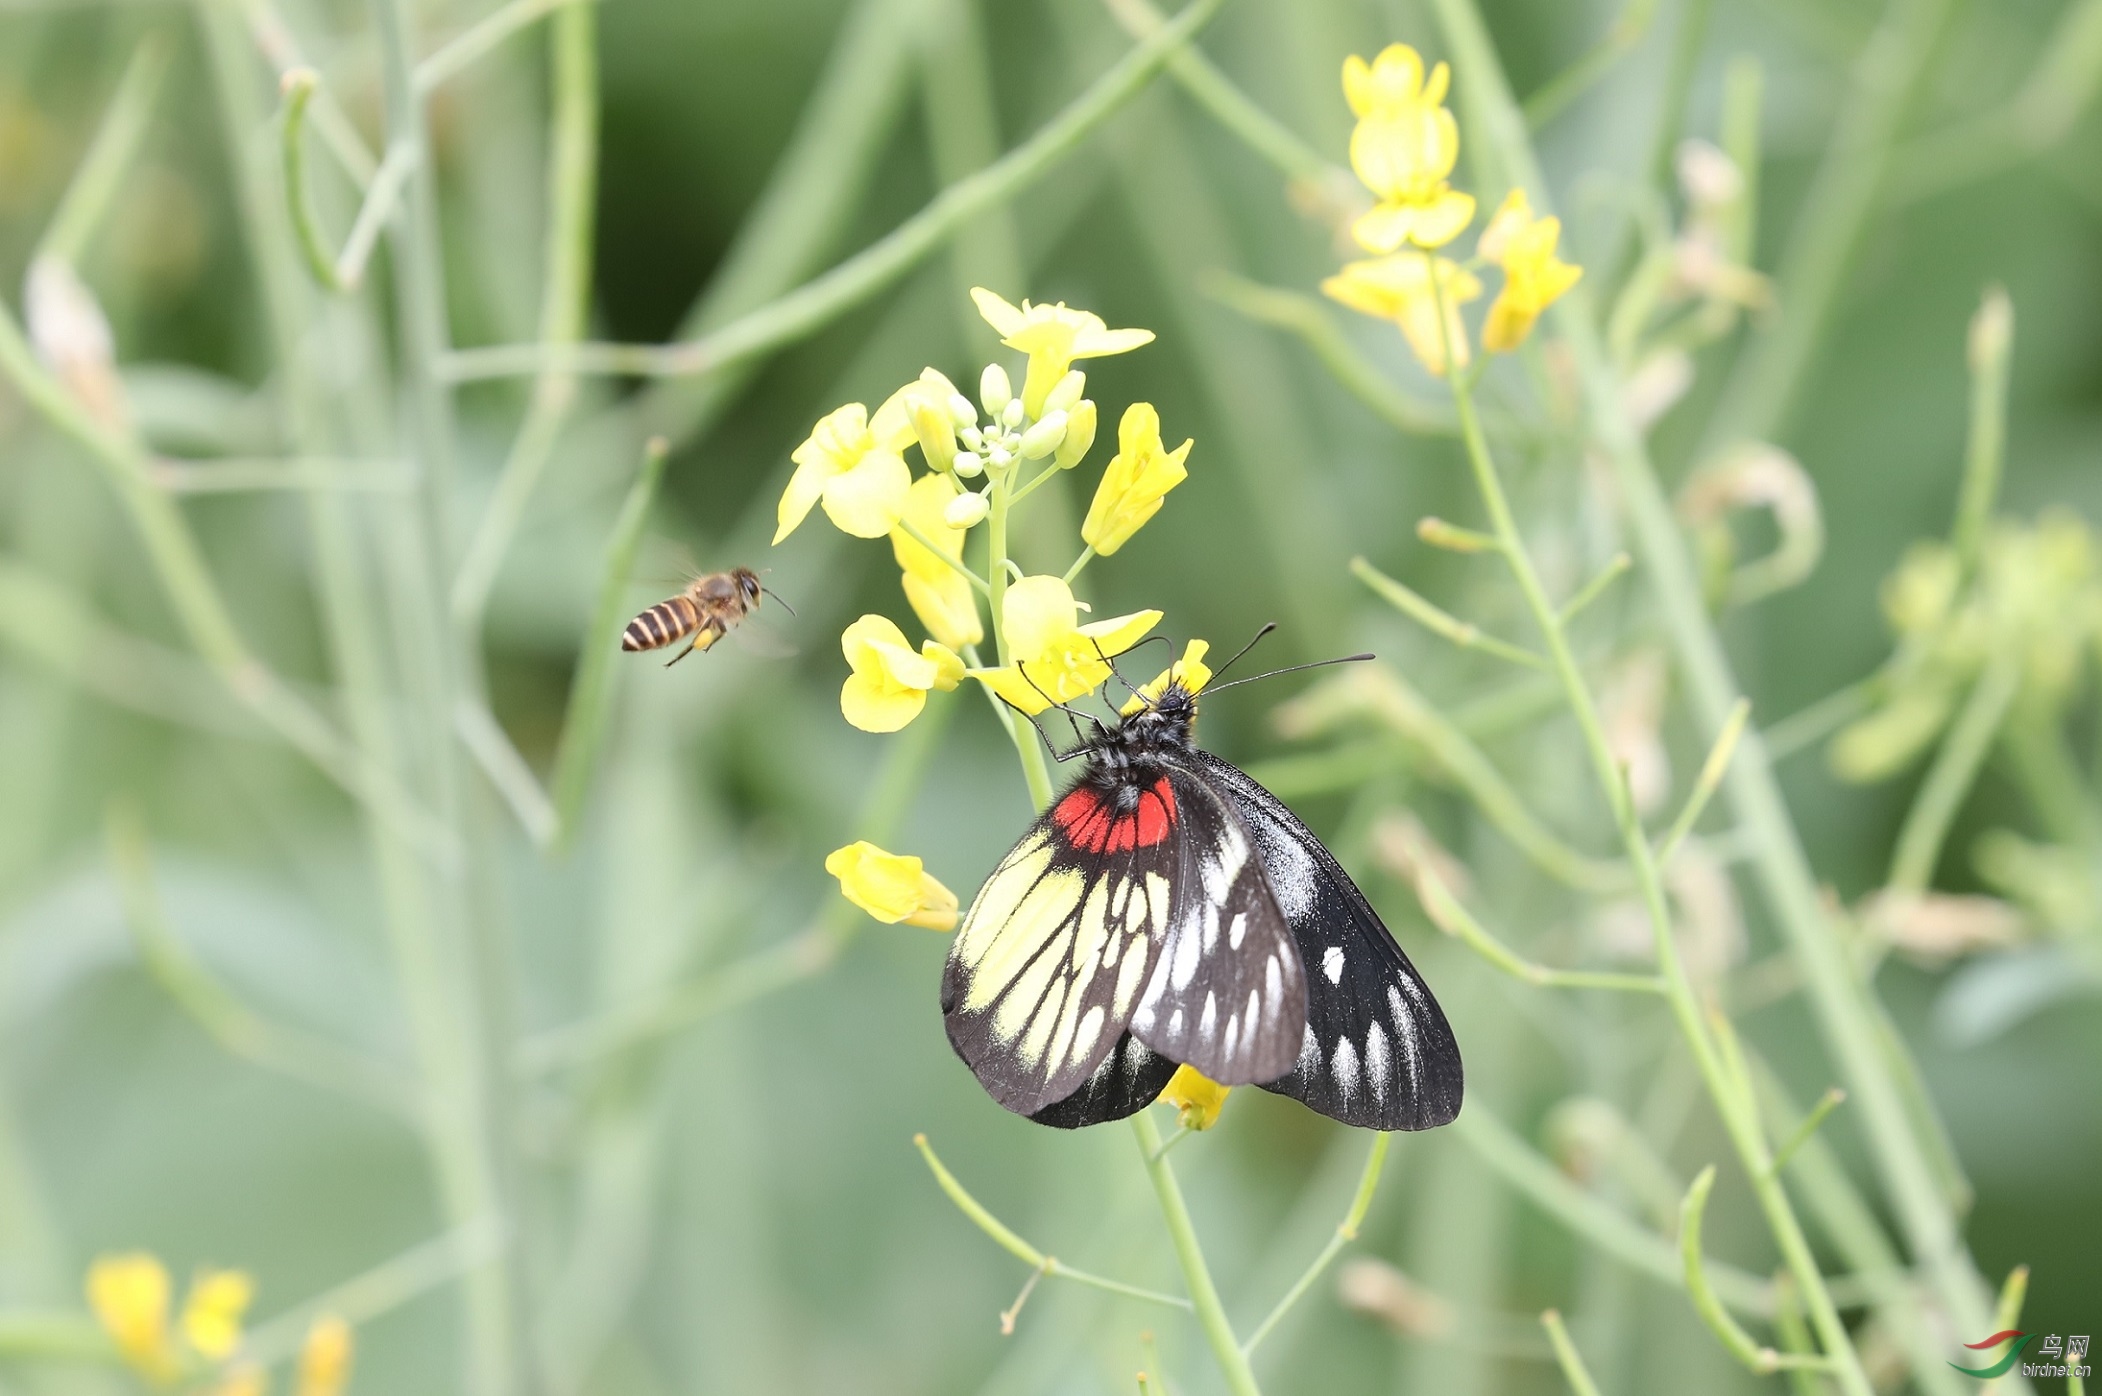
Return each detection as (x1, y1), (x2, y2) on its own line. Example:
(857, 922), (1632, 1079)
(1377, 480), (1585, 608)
(947, 392), (979, 429)
(979, 363), (1012, 418)
(987, 445), (1013, 470)
(943, 491), (991, 529)
(952, 451), (984, 478)
(960, 426), (985, 452)
(1000, 398), (1024, 429)
(1053, 399), (1097, 470)
(1017, 410), (1068, 459)
(1044, 369), (1086, 416)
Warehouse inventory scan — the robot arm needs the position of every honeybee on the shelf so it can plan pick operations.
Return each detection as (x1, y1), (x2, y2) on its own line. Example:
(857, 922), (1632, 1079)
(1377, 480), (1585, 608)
(621, 567), (789, 666)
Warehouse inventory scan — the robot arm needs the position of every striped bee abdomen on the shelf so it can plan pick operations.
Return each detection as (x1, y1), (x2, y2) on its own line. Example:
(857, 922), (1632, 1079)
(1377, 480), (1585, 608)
(621, 595), (700, 651)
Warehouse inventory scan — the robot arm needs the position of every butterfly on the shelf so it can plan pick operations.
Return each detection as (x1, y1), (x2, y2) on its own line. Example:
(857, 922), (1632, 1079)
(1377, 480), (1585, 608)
(940, 649), (1463, 1131)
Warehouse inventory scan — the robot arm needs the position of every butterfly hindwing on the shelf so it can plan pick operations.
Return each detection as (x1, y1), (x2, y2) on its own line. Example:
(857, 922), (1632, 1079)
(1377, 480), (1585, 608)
(940, 782), (1179, 1118)
(1126, 766), (1308, 1086)
(1188, 750), (1465, 1131)
(1028, 1032), (1177, 1128)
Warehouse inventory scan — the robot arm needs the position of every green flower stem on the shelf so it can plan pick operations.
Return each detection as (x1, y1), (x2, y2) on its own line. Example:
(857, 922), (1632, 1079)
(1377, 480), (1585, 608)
(1557, 551), (1632, 624)
(1540, 1309), (1605, 1396)
(1520, 0), (1662, 130)
(984, 470), (1056, 811)
(913, 1134), (1194, 1312)
(1061, 545), (1097, 586)
(521, 690), (955, 1075)
(415, 0), (592, 93)
(1242, 1133), (1389, 1357)
(1451, 1108), (1773, 1316)
(1203, 276), (1462, 439)
(1276, 664), (1627, 894)
(1413, 861), (1666, 995)
(1680, 1168), (1832, 1375)
(1767, 1087), (1847, 1178)
(1099, 0), (1340, 185)
(440, 0), (1228, 384)
(1655, 697), (1751, 867)
(1426, 251), (1872, 1393)
(1952, 287), (2013, 577)
(1886, 649), (2023, 894)
(0, 298), (441, 848)
(107, 804), (419, 1118)
(241, 1221), (504, 1365)
(0, 1313), (110, 1362)
(33, 36), (168, 268)
(1697, 0), (1957, 453)
(1129, 1110), (1264, 1396)
(1430, 0), (2008, 1356)
(450, 0), (602, 632)
(1352, 556), (1547, 670)
(548, 437), (669, 849)
(899, 518), (993, 595)
(1761, 675), (1880, 763)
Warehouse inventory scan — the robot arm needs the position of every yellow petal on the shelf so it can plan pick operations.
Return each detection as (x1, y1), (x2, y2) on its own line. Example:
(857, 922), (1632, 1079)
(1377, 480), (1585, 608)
(922, 640), (965, 691)
(1075, 608), (1162, 658)
(1072, 325), (1155, 357)
(967, 664), (1056, 716)
(87, 1254), (177, 1381)
(1002, 575), (1082, 661)
(819, 449), (912, 538)
(903, 870), (960, 931)
(774, 456), (830, 544)
(295, 1315), (353, 1396)
(1476, 187), (1531, 264)
(1123, 638), (1213, 713)
(825, 841), (930, 921)
(901, 567), (983, 649)
(890, 472), (966, 580)
(180, 1268), (254, 1361)
(1162, 1063), (1231, 1130)
(841, 671), (928, 732)
(842, 613), (912, 670)
(969, 286), (1027, 337)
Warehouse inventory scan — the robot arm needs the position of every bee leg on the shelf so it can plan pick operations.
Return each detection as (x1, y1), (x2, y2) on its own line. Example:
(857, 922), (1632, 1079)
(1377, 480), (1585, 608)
(664, 638), (700, 667)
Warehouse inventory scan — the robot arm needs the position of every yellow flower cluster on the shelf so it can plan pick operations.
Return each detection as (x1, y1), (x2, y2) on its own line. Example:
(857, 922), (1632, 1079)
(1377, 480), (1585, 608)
(786, 288), (1198, 933)
(1323, 44), (1582, 375)
(84, 1253), (353, 1395)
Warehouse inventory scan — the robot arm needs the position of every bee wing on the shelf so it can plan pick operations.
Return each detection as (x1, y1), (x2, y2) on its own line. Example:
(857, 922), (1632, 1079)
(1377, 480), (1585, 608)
(725, 619), (797, 659)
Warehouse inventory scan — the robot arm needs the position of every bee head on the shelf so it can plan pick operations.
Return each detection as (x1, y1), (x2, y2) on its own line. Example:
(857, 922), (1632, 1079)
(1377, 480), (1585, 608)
(733, 568), (763, 604)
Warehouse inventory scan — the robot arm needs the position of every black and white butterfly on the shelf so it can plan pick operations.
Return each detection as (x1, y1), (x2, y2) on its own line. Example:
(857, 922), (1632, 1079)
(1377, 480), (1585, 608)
(940, 660), (1463, 1131)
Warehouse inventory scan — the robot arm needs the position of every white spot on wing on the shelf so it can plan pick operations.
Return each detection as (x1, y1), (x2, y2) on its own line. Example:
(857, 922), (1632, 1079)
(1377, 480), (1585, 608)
(1388, 985), (1422, 1088)
(1332, 1037), (1359, 1102)
(1200, 992), (1218, 1043)
(1365, 1022), (1390, 1100)
(1228, 912), (1248, 950)
(1321, 946), (1345, 984)
(1264, 957), (1284, 1024)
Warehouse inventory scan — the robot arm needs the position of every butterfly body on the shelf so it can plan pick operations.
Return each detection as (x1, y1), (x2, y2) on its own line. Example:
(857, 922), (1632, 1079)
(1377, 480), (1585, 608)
(943, 678), (1463, 1131)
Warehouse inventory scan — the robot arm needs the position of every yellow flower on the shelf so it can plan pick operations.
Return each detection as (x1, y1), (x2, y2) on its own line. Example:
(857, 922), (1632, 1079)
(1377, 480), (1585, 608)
(775, 387), (924, 543)
(970, 287), (1154, 417)
(1162, 1064), (1231, 1130)
(825, 841), (960, 931)
(1477, 189), (1582, 352)
(889, 473), (983, 648)
(180, 1268), (254, 1362)
(295, 1315), (353, 1396)
(1341, 45), (1474, 252)
(1081, 403), (1191, 556)
(1322, 254), (1482, 377)
(969, 575), (1159, 715)
(212, 1365), (267, 1396)
(87, 1253), (177, 1383)
(840, 614), (962, 732)
(1121, 639), (1213, 714)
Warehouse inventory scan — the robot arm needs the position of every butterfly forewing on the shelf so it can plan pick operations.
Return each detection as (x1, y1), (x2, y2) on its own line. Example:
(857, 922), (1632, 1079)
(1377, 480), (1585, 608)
(1125, 766), (1308, 1086)
(941, 803), (1177, 1118)
(1189, 750), (1465, 1131)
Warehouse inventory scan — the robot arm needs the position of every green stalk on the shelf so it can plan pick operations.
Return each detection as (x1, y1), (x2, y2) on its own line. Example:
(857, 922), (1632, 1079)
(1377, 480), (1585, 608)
(1130, 1110), (1264, 1396)
(1427, 0), (2008, 1356)
(1242, 1133), (1390, 1356)
(34, 36), (169, 269)
(1886, 651), (2022, 893)
(1698, 0), (1958, 452)
(986, 465), (1055, 810)
(1426, 254), (1872, 1394)
(439, 0), (1228, 385)
(1952, 287), (2012, 577)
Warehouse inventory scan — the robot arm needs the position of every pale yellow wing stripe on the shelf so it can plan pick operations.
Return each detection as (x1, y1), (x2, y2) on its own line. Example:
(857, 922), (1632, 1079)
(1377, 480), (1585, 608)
(948, 829), (1172, 1101)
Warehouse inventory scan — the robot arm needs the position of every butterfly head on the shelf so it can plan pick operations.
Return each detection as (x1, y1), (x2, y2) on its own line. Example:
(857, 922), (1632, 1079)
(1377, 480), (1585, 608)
(1111, 676), (1199, 753)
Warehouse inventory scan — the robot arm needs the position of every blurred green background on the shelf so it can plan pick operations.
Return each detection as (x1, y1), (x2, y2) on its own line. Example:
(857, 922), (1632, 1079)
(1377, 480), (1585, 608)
(1, 0), (2098, 1392)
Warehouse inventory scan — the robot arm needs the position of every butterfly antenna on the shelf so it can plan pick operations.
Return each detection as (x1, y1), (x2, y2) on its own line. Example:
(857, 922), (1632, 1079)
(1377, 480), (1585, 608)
(1018, 661), (1107, 739)
(1209, 622), (1280, 683)
(1090, 633), (1171, 702)
(1202, 651), (1375, 695)
(759, 585), (796, 617)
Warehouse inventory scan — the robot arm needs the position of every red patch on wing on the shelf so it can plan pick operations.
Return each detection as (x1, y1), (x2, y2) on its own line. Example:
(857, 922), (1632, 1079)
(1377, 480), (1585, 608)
(1053, 779), (1177, 853)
